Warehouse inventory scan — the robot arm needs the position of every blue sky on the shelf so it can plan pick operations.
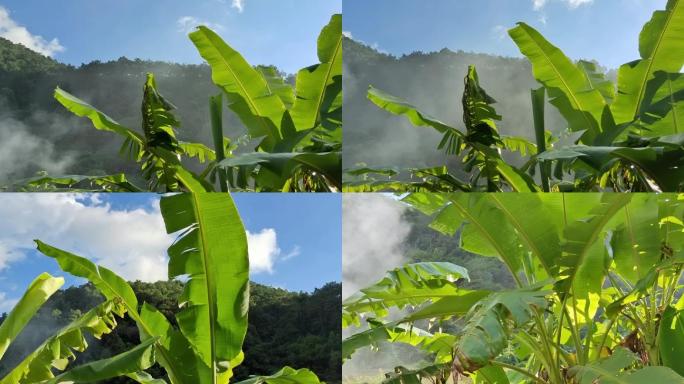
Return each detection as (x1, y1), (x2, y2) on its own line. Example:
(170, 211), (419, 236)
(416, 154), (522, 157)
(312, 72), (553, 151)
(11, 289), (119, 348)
(343, 0), (668, 69)
(0, 193), (340, 313)
(0, 0), (341, 73)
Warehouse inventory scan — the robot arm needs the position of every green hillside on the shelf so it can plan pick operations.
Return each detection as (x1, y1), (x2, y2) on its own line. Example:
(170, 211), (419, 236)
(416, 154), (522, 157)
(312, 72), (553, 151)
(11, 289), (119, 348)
(0, 281), (341, 384)
(0, 37), (283, 184)
(343, 37), (572, 172)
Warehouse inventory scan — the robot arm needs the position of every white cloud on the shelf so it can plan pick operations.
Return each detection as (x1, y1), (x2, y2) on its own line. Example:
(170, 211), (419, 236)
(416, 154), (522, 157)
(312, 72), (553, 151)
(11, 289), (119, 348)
(342, 31), (353, 38)
(232, 0), (245, 13)
(177, 16), (224, 33)
(533, 0), (548, 10)
(566, 0), (593, 8)
(491, 25), (508, 40)
(0, 194), (170, 282)
(533, 0), (593, 10)
(0, 292), (18, 313)
(0, 6), (64, 57)
(246, 229), (298, 274)
(342, 195), (411, 298)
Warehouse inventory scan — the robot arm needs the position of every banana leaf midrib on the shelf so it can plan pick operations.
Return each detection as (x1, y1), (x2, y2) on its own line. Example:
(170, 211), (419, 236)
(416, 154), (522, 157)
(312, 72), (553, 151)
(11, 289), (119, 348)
(518, 24), (600, 135)
(190, 193), (219, 384)
(486, 194), (554, 276)
(196, 28), (283, 139)
(310, 29), (342, 128)
(633, 0), (680, 121)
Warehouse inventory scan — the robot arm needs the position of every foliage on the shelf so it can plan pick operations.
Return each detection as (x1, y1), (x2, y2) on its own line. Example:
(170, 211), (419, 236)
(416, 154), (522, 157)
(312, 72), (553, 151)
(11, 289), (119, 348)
(5, 14), (342, 192)
(0, 281), (341, 384)
(344, 1), (684, 192)
(343, 193), (684, 383)
(345, 66), (540, 192)
(0, 194), (323, 383)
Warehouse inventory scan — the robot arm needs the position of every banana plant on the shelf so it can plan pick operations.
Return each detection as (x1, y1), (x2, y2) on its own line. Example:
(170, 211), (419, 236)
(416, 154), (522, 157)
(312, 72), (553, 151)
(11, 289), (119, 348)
(343, 1), (684, 192)
(343, 193), (684, 383)
(0, 193), (322, 383)
(7, 14), (341, 193)
(192, 14), (342, 192)
(0, 273), (159, 383)
(52, 72), (215, 192)
(508, 0), (684, 192)
(344, 65), (539, 192)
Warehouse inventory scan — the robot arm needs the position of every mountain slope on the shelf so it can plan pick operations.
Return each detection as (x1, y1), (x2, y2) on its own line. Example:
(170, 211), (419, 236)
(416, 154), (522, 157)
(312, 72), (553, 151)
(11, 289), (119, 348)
(343, 37), (568, 170)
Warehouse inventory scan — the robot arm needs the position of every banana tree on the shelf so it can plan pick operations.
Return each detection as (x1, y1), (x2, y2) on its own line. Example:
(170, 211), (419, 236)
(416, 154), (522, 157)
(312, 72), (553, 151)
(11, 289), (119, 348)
(343, 1), (684, 192)
(0, 272), (159, 383)
(343, 193), (684, 383)
(1, 193), (322, 383)
(344, 65), (540, 192)
(508, 0), (684, 192)
(193, 14), (342, 192)
(6, 14), (341, 192)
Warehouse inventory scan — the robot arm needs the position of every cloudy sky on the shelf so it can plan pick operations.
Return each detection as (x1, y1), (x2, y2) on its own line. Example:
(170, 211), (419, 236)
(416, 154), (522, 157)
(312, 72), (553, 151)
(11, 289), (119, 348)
(0, 193), (341, 313)
(344, 0), (668, 69)
(0, 0), (340, 73)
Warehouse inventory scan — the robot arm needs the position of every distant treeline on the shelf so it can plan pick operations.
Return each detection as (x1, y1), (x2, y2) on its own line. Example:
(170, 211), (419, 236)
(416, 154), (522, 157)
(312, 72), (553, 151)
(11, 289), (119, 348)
(0, 37), (290, 184)
(343, 37), (579, 172)
(0, 280), (342, 384)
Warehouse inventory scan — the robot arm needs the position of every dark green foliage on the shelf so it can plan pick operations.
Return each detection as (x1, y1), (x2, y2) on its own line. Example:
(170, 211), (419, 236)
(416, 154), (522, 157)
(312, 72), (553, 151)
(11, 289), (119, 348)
(0, 37), (66, 73)
(402, 209), (515, 292)
(0, 281), (341, 384)
(342, 37), (567, 174)
(0, 38), (271, 184)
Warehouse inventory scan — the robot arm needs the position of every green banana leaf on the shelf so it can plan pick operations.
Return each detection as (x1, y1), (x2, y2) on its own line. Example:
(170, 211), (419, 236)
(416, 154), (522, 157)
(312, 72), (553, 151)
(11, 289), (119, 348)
(611, 0), (684, 125)
(189, 26), (286, 142)
(509, 22), (608, 143)
(0, 300), (126, 384)
(569, 347), (684, 383)
(558, 194), (631, 299)
(658, 306), (684, 376)
(219, 151), (341, 190)
(159, 193), (249, 381)
(452, 287), (550, 373)
(290, 14), (342, 131)
(382, 363), (451, 384)
(342, 262), (470, 326)
(0, 273), (63, 359)
(33, 241), (191, 384)
(233, 367), (321, 384)
(43, 337), (159, 384)
(256, 66), (295, 108)
(367, 86), (461, 136)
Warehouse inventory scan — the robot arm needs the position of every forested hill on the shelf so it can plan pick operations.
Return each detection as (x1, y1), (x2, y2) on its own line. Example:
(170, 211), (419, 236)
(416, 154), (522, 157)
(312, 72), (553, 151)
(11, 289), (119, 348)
(0, 281), (341, 383)
(0, 37), (67, 72)
(0, 37), (287, 184)
(343, 36), (568, 171)
(402, 208), (514, 291)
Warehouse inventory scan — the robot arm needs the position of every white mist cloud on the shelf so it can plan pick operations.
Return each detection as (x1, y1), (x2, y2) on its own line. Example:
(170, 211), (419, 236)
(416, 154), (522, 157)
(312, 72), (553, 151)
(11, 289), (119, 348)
(0, 194), (170, 282)
(0, 6), (64, 57)
(232, 0), (245, 13)
(0, 117), (75, 182)
(176, 16), (225, 33)
(247, 229), (299, 274)
(0, 292), (18, 313)
(533, 0), (593, 10)
(342, 194), (412, 298)
(491, 25), (508, 40)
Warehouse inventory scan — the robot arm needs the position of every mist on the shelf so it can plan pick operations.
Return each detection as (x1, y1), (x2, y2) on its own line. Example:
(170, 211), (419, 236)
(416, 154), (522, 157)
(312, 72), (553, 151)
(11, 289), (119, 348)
(343, 194), (431, 380)
(0, 102), (75, 182)
(342, 37), (568, 171)
(342, 193), (411, 298)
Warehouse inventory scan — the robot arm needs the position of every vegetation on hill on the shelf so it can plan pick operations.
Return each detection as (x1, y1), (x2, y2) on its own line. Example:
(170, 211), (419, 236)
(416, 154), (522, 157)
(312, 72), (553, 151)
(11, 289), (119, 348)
(0, 281), (341, 383)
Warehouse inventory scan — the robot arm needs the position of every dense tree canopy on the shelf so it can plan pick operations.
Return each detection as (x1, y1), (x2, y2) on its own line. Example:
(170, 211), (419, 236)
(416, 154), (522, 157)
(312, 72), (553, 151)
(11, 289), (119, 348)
(0, 281), (341, 384)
